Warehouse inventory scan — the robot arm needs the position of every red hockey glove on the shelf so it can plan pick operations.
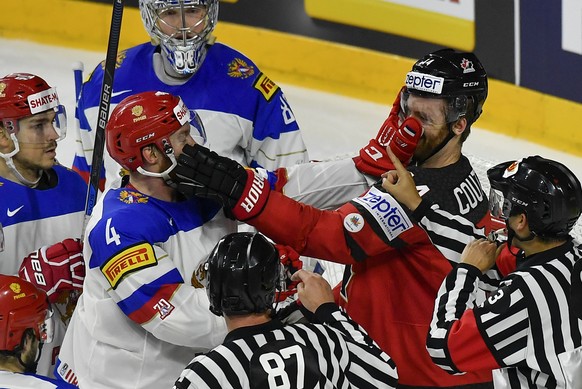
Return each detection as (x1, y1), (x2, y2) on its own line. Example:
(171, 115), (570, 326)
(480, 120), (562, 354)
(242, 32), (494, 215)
(275, 244), (303, 302)
(19, 238), (84, 304)
(175, 144), (270, 221)
(354, 88), (423, 177)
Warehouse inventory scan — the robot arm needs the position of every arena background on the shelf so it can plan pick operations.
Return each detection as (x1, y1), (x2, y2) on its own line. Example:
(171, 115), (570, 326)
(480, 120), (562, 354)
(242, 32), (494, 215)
(1, 0), (581, 158)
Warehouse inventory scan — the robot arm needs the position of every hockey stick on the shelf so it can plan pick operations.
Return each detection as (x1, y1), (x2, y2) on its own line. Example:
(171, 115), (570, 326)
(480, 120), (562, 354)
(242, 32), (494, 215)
(83, 0), (124, 232)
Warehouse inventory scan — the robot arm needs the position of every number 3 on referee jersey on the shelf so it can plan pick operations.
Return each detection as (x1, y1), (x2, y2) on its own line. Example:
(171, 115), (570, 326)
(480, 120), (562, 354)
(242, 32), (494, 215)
(487, 288), (504, 305)
(259, 345), (305, 389)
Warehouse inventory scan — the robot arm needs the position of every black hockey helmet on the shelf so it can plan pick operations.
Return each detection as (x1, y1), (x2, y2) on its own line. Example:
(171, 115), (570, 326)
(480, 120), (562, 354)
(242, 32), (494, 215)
(206, 232), (280, 316)
(487, 155), (582, 238)
(404, 48), (488, 125)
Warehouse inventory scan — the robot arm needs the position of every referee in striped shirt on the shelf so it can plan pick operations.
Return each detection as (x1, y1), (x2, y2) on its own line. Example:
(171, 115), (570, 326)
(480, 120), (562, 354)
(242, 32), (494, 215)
(382, 154), (582, 388)
(424, 156), (582, 388)
(173, 232), (398, 389)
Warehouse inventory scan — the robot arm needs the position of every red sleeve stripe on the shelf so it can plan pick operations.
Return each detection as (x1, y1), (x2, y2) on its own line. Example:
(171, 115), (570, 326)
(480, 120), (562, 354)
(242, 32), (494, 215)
(127, 283), (181, 324)
(448, 309), (501, 372)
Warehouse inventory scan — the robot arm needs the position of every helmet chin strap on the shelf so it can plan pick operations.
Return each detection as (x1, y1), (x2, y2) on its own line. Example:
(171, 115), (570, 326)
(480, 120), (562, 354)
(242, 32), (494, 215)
(18, 341), (42, 374)
(413, 122), (456, 166)
(136, 152), (178, 188)
(0, 134), (41, 187)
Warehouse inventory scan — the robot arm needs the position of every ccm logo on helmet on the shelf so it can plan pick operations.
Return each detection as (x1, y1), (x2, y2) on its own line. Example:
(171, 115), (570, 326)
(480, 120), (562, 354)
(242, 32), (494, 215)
(463, 82), (480, 88)
(136, 133), (155, 143)
(405, 71), (444, 94)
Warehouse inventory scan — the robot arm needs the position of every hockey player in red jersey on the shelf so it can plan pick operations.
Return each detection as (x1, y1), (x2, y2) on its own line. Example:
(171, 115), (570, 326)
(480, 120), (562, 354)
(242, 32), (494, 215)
(175, 49), (496, 388)
(385, 155), (582, 388)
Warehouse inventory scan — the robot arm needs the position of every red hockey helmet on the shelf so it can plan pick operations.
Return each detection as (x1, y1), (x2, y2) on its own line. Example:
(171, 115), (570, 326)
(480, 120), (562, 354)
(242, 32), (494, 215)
(0, 73), (66, 135)
(0, 275), (52, 352)
(106, 91), (204, 172)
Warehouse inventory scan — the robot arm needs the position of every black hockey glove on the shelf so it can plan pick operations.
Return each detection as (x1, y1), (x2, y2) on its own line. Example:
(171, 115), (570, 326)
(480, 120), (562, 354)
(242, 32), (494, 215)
(175, 144), (270, 221)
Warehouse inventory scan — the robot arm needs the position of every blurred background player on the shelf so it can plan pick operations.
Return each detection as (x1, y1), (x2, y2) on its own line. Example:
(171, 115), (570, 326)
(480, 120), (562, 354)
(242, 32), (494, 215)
(0, 72), (86, 377)
(56, 91), (235, 389)
(173, 48), (497, 387)
(72, 0), (309, 190)
(174, 232), (398, 389)
(0, 274), (77, 388)
(422, 156), (582, 388)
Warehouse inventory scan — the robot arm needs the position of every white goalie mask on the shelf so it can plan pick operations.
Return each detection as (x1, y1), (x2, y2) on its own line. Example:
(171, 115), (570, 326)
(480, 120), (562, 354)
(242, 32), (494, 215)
(140, 0), (219, 75)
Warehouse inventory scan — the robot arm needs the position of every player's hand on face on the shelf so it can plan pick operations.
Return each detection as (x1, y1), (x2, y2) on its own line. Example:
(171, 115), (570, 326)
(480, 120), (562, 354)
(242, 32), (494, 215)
(381, 148), (422, 211)
(460, 238), (498, 273)
(290, 270), (334, 313)
(175, 144), (270, 221)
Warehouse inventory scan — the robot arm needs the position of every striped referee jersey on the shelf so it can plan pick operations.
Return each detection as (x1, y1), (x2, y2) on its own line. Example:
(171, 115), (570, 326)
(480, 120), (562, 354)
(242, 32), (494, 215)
(427, 240), (582, 388)
(411, 200), (504, 292)
(173, 303), (398, 388)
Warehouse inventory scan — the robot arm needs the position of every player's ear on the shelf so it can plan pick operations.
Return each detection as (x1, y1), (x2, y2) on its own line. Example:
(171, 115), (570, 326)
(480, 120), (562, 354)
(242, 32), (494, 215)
(451, 117), (467, 136)
(515, 212), (529, 231)
(141, 144), (159, 164)
(0, 126), (12, 147)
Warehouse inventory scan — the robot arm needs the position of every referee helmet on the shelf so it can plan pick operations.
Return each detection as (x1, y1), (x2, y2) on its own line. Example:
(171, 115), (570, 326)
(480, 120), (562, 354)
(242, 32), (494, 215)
(487, 155), (582, 238)
(206, 232), (280, 316)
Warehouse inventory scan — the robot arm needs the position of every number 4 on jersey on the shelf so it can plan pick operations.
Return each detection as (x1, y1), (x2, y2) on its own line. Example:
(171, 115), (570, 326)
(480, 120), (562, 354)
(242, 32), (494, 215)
(105, 218), (121, 246)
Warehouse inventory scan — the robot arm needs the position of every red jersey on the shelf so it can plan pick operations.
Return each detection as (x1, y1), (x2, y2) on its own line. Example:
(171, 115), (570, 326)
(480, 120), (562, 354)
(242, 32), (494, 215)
(249, 156), (495, 387)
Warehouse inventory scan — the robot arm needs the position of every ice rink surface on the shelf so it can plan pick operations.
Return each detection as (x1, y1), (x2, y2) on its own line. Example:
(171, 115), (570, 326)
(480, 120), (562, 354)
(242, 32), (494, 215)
(1, 37), (581, 242)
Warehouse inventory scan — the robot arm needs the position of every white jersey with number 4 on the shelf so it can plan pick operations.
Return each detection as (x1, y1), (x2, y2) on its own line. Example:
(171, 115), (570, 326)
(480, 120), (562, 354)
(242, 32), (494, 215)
(56, 185), (236, 389)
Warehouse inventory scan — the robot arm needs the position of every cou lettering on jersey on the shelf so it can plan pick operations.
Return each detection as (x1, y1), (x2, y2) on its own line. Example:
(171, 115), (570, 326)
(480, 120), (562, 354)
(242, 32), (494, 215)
(453, 171), (485, 215)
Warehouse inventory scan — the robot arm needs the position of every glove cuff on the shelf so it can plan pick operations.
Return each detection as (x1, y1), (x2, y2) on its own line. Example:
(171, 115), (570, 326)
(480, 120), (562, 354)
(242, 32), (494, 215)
(353, 139), (394, 177)
(231, 169), (271, 221)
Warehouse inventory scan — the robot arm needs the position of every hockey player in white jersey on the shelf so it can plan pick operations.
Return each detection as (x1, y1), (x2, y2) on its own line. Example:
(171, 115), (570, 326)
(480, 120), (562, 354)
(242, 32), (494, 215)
(72, 0), (309, 190)
(174, 232), (398, 389)
(0, 274), (77, 389)
(56, 91), (236, 388)
(0, 73), (86, 378)
(0, 73), (85, 275)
